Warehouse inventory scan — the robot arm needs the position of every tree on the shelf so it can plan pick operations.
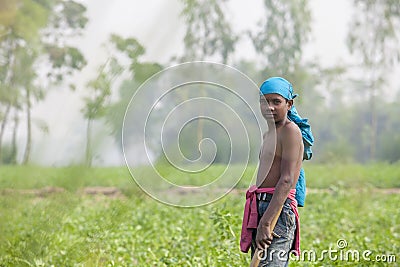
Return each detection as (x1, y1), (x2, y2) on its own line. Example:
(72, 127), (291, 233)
(175, 0), (239, 148)
(22, 0), (87, 165)
(347, 0), (400, 161)
(83, 34), (162, 165)
(82, 58), (122, 167)
(0, 0), (49, 164)
(178, 0), (238, 64)
(0, 0), (87, 164)
(42, 0), (88, 83)
(249, 0), (312, 84)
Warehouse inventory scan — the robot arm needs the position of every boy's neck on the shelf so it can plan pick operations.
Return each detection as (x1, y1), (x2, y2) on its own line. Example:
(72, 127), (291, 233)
(275, 117), (289, 129)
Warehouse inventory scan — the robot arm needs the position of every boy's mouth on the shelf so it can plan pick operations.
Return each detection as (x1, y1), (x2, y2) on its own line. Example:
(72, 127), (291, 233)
(263, 113), (275, 117)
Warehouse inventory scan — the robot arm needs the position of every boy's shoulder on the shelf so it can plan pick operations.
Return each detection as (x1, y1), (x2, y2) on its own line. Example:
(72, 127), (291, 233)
(281, 120), (302, 139)
(263, 121), (302, 140)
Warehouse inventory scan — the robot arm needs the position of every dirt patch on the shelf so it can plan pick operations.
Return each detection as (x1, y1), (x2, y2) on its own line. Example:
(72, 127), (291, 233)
(1, 186), (125, 199)
(2, 186), (400, 198)
(80, 186), (125, 198)
(374, 188), (400, 194)
(306, 188), (332, 194)
(1, 186), (65, 197)
(307, 187), (400, 195)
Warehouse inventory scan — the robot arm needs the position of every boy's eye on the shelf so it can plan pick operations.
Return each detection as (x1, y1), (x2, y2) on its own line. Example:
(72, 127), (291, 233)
(273, 100), (281, 104)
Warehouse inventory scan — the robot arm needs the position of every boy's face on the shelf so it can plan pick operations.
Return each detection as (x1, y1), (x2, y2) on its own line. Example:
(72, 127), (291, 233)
(260, 93), (293, 123)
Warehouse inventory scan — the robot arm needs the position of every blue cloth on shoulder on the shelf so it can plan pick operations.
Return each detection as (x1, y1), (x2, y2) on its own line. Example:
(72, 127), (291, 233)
(288, 101), (314, 207)
(288, 105), (314, 161)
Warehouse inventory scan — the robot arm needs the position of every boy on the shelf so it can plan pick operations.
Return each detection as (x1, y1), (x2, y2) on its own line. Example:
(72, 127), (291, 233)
(241, 77), (304, 266)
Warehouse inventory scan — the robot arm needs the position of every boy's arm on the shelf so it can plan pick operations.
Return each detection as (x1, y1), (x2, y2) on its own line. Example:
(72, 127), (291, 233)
(255, 124), (303, 249)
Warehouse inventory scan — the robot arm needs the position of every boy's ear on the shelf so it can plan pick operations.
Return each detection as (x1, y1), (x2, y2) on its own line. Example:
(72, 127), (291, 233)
(287, 99), (294, 109)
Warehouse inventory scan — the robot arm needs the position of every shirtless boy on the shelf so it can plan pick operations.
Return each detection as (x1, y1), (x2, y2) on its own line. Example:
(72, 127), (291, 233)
(240, 77), (304, 266)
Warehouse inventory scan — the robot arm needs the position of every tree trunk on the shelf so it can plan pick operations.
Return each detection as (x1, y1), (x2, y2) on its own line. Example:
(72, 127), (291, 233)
(0, 103), (12, 165)
(11, 110), (19, 165)
(0, 39), (16, 164)
(370, 85), (377, 161)
(22, 87), (32, 165)
(85, 118), (92, 167)
(196, 87), (205, 148)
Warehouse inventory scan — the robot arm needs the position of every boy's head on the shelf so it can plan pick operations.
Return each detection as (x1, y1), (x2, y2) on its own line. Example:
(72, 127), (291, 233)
(259, 77), (296, 123)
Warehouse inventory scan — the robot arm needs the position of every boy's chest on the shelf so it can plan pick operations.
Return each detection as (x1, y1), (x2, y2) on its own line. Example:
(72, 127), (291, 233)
(260, 132), (283, 161)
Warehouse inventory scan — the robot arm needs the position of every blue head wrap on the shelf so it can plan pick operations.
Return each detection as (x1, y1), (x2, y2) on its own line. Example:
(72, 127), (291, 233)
(259, 77), (298, 100)
(259, 77), (314, 207)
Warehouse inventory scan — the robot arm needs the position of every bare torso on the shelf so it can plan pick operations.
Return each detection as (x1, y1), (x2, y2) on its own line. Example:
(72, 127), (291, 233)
(256, 120), (304, 188)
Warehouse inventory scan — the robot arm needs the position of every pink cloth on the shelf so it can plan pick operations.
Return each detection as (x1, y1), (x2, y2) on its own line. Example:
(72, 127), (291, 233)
(240, 185), (300, 255)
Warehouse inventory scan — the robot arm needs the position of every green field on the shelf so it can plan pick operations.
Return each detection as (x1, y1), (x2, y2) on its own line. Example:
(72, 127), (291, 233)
(0, 164), (399, 266)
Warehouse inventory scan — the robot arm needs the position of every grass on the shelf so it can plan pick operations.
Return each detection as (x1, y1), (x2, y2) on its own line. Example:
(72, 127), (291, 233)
(0, 163), (399, 266)
(0, 166), (132, 191)
(303, 162), (400, 188)
(1, 162), (399, 190)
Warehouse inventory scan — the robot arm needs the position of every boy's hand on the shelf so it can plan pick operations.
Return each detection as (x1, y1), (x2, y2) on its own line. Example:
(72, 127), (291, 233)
(255, 223), (273, 250)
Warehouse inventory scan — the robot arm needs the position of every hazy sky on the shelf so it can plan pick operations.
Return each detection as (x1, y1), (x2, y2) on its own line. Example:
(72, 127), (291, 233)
(77, 0), (352, 66)
(26, 0), (353, 166)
